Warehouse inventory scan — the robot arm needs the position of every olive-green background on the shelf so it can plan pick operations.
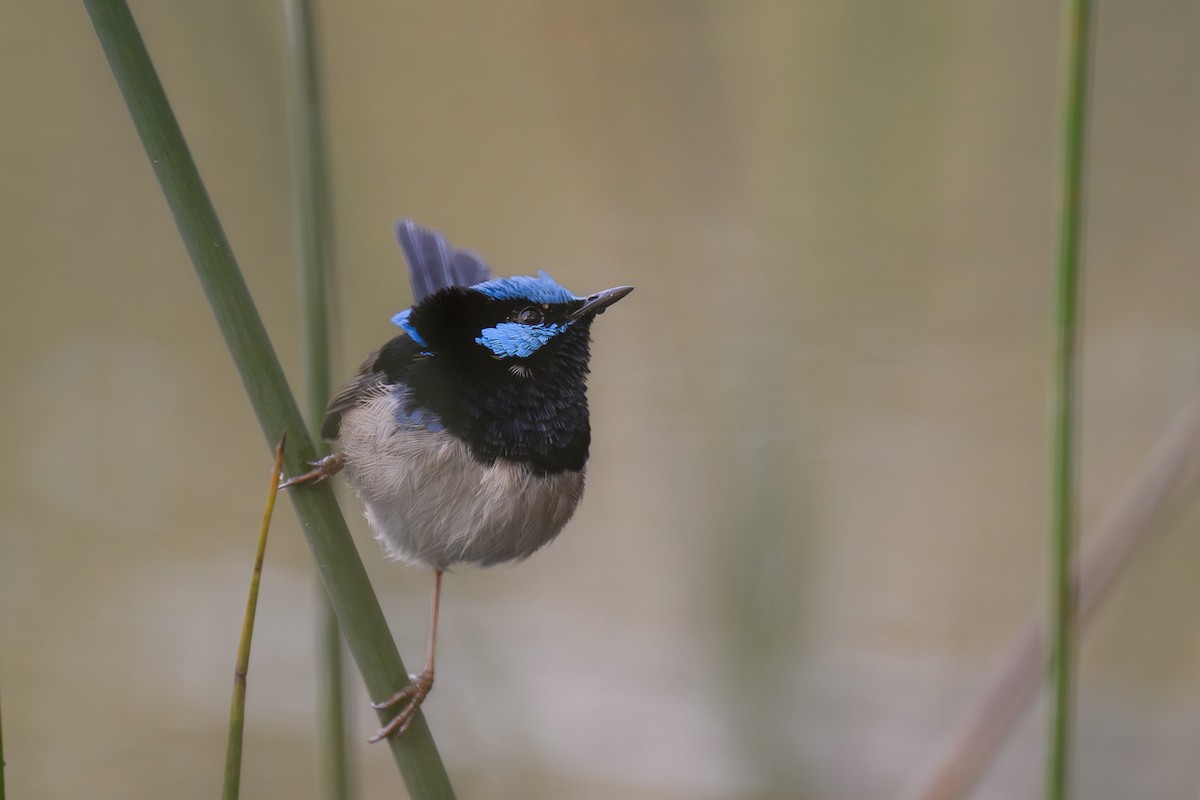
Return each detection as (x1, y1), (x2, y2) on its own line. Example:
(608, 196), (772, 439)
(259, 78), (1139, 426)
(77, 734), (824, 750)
(2, 2), (1199, 798)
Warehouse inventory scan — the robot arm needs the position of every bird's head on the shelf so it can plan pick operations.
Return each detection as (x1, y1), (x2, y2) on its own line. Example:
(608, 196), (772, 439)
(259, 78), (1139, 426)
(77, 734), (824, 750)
(376, 221), (632, 471)
(392, 273), (633, 382)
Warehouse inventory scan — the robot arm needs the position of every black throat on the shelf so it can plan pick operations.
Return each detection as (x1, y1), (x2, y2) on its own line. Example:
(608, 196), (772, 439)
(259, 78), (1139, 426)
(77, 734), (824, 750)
(374, 320), (595, 475)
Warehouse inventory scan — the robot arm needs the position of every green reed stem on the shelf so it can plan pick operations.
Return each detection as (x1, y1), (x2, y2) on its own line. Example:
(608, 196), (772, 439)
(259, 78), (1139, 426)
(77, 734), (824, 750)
(1047, 0), (1093, 797)
(83, 4), (455, 797)
(280, 1), (351, 797)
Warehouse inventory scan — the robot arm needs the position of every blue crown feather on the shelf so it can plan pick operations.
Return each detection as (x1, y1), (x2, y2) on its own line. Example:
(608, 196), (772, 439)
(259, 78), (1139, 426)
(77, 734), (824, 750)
(471, 272), (577, 305)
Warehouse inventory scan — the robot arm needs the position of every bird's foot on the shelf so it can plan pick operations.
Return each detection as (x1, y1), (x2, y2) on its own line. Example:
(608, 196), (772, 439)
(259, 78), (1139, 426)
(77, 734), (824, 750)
(368, 670), (435, 742)
(278, 452), (345, 489)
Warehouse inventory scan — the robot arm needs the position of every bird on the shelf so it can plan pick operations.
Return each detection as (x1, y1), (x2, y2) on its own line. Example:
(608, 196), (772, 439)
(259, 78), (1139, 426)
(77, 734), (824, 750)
(282, 219), (632, 740)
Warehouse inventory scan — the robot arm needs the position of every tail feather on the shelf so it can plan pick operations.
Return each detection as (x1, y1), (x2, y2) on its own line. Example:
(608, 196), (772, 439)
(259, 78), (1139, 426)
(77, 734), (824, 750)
(394, 219), (494, 301)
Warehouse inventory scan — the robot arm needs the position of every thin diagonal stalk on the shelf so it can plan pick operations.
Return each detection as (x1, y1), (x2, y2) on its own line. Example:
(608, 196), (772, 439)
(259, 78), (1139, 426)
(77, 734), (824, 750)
(280, 1), (350, 797)
(223, 434), (287, 800)
(1047, 0), (1093, 798)
(902, 394), (1200, 800)
(83, 4), (455, 797)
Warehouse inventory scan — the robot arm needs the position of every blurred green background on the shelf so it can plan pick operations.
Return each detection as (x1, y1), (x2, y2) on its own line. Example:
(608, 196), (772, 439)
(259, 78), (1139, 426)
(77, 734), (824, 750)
(3, 2), (1199, 798)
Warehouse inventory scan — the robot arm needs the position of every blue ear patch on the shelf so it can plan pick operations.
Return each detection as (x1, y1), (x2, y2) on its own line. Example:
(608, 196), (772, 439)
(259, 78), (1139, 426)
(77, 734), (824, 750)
(476, 321), (571, 359)
(391, 308), (428, 347)
(472, 272), (576, 305)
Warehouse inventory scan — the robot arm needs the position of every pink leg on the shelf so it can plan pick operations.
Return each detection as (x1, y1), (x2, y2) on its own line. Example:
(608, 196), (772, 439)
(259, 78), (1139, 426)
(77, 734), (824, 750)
(369, 569), (443, 741)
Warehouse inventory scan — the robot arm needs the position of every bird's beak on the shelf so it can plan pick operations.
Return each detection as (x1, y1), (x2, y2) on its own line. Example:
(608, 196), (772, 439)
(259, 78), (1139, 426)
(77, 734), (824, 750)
(569, 285), (634, 321)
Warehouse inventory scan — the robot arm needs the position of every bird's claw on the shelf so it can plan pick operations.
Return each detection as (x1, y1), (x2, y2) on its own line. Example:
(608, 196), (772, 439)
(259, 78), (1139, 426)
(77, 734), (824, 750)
(278, 453), (345, 490)
(368, 670), (435, 741)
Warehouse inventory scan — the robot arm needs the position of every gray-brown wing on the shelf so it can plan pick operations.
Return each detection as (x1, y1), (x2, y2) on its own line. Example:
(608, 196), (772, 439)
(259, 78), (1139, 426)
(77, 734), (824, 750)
(320, 349), (387, 441)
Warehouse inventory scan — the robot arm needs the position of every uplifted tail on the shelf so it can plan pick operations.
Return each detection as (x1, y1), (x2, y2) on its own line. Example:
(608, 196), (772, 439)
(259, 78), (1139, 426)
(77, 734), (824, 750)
(394, 219), (494, 301)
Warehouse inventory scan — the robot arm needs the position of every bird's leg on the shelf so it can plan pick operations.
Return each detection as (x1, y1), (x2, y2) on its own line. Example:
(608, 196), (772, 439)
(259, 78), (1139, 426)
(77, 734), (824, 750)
(369, 568), (443, 741)
(278, 452), (345, 489)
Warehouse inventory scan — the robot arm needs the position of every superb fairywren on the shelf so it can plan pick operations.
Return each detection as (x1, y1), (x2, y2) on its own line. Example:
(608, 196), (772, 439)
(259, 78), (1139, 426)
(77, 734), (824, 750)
(282, 220), (632, 739)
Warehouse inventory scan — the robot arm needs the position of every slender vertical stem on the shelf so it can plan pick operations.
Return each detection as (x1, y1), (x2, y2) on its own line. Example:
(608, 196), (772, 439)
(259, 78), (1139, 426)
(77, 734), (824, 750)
(83, 4), (456, 796)
(224, 435), (288, 800)
(0, 684), (6, 800)
(283, 0), (334, 416)
(316, 576), (351, 799)
(902, 395), (1200, 800)
(1047, 0), (1093, 798)
(281, 1), (350, 797)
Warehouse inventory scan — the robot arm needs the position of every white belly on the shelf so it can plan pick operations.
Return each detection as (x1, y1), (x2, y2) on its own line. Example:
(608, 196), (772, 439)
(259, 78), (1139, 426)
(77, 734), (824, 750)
(337, 388), (585, 569)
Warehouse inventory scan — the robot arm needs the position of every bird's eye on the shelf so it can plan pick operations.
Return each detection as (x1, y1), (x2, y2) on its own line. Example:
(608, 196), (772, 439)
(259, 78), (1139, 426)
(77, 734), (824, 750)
(515, 307), (543, 325)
